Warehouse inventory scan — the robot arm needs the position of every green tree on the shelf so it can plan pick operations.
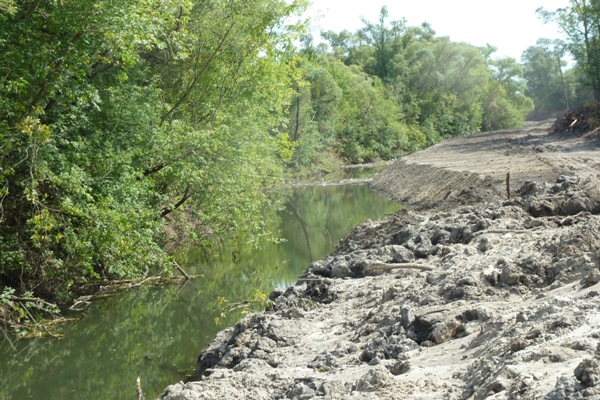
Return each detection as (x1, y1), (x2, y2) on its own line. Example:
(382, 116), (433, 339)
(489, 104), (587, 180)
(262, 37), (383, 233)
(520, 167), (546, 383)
(539, 1), (600, 100)
(0, 0), (15, 14)
(287, 57), (342, 167)
(483, 57), (534, 130)
(357, 6), (407, 81)
(522, 39), (572, 118)
(0, 0), (306, 309)
(328, 59), (423, 162)
(405, 39), (491, 140)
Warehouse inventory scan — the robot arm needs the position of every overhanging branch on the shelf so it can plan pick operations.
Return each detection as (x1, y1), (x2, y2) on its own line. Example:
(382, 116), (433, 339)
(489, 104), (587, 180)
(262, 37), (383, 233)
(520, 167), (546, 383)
(161, 185), (192, 217)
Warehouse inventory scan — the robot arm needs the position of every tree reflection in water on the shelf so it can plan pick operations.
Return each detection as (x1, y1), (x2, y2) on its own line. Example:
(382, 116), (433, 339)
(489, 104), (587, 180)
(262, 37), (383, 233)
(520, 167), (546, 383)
(0, 183), (400, 399)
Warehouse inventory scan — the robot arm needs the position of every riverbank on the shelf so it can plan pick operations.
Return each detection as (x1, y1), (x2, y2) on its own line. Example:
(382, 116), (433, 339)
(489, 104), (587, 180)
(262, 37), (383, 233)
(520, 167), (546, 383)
(163, 120), (600, 399)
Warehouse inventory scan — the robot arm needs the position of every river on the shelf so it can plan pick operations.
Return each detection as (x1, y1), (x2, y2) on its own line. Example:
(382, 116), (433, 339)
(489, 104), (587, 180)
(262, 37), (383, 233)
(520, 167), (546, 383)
(0, 180), (400, 399)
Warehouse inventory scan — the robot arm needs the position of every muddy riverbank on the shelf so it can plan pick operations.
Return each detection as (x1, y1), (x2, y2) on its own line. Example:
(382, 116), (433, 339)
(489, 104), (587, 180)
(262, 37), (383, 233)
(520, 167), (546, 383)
(163, 120), (600, 399)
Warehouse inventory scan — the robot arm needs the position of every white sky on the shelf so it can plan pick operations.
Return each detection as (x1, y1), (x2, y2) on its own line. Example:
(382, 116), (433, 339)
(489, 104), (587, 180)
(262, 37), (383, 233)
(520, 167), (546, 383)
(304, 0), (570, 60)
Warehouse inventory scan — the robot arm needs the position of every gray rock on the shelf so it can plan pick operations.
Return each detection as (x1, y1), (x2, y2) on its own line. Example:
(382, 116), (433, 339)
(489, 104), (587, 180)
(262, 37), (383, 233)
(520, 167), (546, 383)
(308, 352), (339, 369)
(478, 236), (493, 253)
(500, 264), (521, 286)
(384, 245), (415, 263)
(575, 359), (600, 386)
(286, 382), (316, 399)
(431, 229), (451, 245)
(355, 368), (392, 392)
(400, 305), (414, 328)
(585, 268), (600, 286)
(430, 318), (464, 344)
(387, 360), (411, 376)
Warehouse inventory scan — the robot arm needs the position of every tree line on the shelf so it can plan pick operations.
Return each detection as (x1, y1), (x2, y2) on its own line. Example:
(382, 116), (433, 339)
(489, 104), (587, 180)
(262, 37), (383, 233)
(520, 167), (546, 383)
(0, 0), (595, 329)
(287, 7), (535, 165)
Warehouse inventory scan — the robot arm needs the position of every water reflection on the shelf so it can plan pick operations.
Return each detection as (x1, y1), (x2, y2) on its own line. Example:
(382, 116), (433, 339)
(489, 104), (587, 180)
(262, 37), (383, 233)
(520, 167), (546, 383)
(0, 184), (399, 399)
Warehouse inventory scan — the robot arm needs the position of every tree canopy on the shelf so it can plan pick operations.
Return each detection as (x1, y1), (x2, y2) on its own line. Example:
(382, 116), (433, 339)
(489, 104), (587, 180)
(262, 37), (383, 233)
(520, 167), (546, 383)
(0, 0), (306, 311)
(537, 1), (600, 105)
(285, 7), (534, 165)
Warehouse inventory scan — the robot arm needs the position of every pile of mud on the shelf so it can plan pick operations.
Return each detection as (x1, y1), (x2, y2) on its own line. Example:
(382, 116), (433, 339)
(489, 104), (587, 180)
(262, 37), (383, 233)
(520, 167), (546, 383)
(163, 176), (600, 400)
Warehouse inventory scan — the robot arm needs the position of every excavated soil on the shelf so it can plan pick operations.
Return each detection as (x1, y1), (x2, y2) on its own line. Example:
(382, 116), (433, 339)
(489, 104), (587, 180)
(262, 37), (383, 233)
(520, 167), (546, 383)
(371, 120), (600, 210)
(162, 120), (600, 400)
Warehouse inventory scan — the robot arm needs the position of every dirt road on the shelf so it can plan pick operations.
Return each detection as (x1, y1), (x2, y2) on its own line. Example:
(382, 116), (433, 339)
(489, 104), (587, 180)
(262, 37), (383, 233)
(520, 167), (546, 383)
(372, 120), (600, 209)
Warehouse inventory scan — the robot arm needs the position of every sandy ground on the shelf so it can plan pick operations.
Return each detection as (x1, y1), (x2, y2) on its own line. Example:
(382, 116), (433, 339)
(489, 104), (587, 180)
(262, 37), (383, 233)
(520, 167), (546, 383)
(162, 122), (600, 400)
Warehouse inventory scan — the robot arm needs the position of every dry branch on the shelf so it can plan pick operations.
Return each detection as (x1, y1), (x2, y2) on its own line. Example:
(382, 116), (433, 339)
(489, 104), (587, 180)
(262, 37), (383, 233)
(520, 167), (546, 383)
(173, 260), (191, 280)
(366, 262), (435, 275)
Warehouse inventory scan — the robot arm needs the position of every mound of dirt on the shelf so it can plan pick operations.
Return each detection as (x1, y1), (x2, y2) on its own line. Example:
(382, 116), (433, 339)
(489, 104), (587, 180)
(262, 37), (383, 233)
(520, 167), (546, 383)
(371, 119), (600, 211)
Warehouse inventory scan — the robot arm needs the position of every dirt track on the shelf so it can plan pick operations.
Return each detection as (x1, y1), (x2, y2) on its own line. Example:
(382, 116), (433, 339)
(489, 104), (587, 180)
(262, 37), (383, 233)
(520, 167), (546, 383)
(371, 120), (600, 209)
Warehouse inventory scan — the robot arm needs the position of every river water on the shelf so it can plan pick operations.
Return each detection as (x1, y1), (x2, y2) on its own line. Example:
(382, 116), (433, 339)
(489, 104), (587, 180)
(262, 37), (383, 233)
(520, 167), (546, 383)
(0, 181), (400, 399)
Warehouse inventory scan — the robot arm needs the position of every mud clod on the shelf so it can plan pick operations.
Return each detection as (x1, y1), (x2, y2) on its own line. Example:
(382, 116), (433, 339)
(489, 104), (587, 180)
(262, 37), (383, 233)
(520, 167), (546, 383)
(575, 359), (600, 387)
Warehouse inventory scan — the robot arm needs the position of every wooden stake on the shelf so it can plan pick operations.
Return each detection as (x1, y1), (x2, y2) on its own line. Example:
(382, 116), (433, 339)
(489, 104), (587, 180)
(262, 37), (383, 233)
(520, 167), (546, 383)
(506, 172), (511, 200)
(136, 376), (145, 400)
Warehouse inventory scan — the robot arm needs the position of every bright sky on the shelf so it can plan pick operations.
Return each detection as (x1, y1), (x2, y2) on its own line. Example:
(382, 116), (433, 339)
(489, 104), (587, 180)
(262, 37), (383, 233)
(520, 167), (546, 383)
(305, 0), (570, 60)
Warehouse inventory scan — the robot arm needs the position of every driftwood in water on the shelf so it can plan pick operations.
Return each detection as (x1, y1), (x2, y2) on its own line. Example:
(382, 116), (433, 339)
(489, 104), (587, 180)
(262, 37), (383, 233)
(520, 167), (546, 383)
(69, 273), (200, 310)
(173, 260), (191, 280)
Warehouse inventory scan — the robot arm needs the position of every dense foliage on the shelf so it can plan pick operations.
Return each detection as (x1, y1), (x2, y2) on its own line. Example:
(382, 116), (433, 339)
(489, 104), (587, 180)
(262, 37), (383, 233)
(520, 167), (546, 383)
(0, 0), (305, 309)
(286, 7), (534, 165)
(532, 1), (600, 115)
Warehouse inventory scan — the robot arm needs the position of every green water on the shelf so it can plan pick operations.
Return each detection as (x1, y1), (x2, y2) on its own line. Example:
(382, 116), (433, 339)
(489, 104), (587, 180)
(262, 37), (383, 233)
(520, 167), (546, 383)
(0, 184), (400, 399)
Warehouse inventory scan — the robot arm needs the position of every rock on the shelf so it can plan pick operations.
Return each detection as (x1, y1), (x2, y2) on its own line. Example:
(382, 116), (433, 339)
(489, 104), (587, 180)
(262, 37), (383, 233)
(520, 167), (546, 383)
(478, 236), (493, 253)
(584, 268), (600, 286)
(413, 235), (433, 255)
(393, 226), (418, 245)
(286, 382), (316, 399)
(385, 245), (415, 263)
(473, 218), (492, 232)
(500, 263), (521, 286)
(400, 305), (414, 328)
(332, 341), (358, 357)
(430, 318), (464, 344)
(450, 227), (464, 243)
(575, 359), (600, 386)
(485, 379), (506, 396)
(270, 287), (286, 301)
(360, 336), (388, 362)
(355, 368), (392, 392)
(163, 165), (600, 400)
(520, 180), (540, 195)
(529, 199), (557, 217)
(308, 352), (339, 370)
(387, 360), (411, 376)
(368, 356), (381, 365)
(331, 262), (352, 278)
(510, 338), (530, 353)
(233, 358), (273, 372)
(431, 229), (451, 245)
